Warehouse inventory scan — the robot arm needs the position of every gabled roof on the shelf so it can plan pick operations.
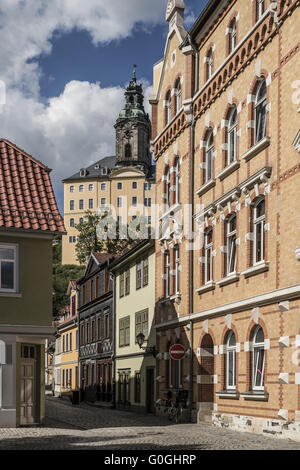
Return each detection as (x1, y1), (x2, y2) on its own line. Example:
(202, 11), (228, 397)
(0, 138), (65, 234)
(62, 155), (116, 182)
(80, 251), (118, 280)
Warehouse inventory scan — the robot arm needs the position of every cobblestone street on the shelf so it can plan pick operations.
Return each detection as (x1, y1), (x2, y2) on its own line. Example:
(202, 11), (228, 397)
(0, 397), (299, 450)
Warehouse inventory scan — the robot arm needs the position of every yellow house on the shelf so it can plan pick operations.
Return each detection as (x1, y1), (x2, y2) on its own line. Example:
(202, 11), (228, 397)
(56, 280), (79, 397)
(62, 69), (156, 266)
(110, 239), (156, 414)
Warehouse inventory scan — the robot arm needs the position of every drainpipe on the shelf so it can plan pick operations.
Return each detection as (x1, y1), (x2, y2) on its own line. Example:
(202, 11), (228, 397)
(189, 114), (195, 423)
(110, 270), (116, 409)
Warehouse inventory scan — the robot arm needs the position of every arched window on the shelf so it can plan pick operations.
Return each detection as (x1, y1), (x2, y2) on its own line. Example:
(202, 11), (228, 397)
(225, 214), (237, 275)
(256, 0), (265, 21)
(226, 331), (236, 390)
(205, 131), (214, 182)
(253, 198), (265, 264)
(166, 91), (172, 125)
(165, 251), (170, 298)
(227, 106), (238, 165)
(206, 49), (214, 81)
(229, 19), (237, 54)
(175, 79), (182, 114)
(252, 326), (265, 390)
(125, 143), (132, 159)
(255, 79), (267, 144)
(165, 167), (171, 207)
(204, 228), (213, 284)
(174, 246), (180, 294)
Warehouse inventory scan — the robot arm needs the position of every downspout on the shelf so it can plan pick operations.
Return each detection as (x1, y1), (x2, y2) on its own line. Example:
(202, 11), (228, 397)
(110, 269), (116, 409)
(189, 114), (195, 423)
(188, 40), (198, 423)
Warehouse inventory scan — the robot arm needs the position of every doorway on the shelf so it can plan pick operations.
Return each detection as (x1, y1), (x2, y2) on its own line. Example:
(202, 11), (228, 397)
(198, 334), (214, 419)
(146, 367), (155, 413)
(20, 345), (38, 425)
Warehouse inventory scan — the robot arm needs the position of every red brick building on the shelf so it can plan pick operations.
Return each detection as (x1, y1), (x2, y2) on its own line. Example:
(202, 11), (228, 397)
(152, 0), (300, 439)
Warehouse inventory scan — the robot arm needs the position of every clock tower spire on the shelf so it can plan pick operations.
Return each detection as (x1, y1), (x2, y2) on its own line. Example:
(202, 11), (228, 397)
(114, 66), (151, 172)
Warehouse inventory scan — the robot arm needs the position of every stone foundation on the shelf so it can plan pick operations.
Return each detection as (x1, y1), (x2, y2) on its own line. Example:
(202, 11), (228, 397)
(212, 412), (300, 442)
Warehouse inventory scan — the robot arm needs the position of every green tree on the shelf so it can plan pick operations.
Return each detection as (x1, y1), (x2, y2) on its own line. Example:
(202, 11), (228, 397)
(74, 210), (140, 264)
(52, 264), (85, 318)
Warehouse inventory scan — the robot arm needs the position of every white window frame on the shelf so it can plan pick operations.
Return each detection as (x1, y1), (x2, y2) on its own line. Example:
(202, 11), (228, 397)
(166, 168), (171, 207)
(230, 20), (237, 53)
(253, 198), (265, 265)
(226, 214), (237, 275)
(79, 199), (84, 210)
(175, 246), (180, 294)
(101, 183), (106, 191)
(175, 160), (180, 204)
(205, 132), (214, 183)
(132, 182), (138, 189)
(166, 93), (171, 124)
(227, 107), (237, 165)
(88, 184), (94, 192)
(165, 252), (170, 298)
(70, 218), (75, 228)
(0, 243), (18, 293)
(175, 80), (182, 114)
(207, 50), (213, 80)
(132, 197), (137, 207)
(88, 199), (94, 209)
(69, 185), (75, 193)
(117, 197), (122, 208)
(204, 229), (213, 284)
(117, 182), (123, 190)
(79, 184), (84, 193)
(255, 80), (267, 144)
(256, 0), (265, 20)
(252, 327), (265, 390)
(100, 198), (107, 207)
(226, 331), (237, 390)
(70, 200), (75, 211)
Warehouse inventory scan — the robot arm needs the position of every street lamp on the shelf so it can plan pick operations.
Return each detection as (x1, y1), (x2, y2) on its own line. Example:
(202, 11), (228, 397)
(136, 333), (158, 358)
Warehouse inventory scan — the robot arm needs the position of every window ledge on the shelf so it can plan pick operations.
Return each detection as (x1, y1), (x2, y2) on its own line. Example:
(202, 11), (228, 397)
(240, 391), (269, 401)
(241, 261), (269, 278)
(196, 179), (216, 197)
(0, 291), (22, 298)
(195, 282), (215, 295)
(216, 272), (240, 287)
(242, 136), (270, 162)
(216, 390), (240, 399)
(216, 160), (240, 181)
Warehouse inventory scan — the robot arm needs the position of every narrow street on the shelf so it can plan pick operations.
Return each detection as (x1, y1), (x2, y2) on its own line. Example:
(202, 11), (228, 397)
(0, 397), (300, 450)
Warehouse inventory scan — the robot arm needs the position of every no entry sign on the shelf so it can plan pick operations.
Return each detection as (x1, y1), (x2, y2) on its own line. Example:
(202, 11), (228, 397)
(169, 344), (185, 361)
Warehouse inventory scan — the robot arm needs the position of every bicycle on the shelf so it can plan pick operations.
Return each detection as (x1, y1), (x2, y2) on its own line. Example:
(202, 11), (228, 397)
(167, 400), (184, 423)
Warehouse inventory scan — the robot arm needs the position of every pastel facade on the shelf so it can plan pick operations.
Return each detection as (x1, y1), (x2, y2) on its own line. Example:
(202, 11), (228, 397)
(55, 280), (79, 398)
(111, 240), (156, 413)
(0, 139), (65, 426)
(152, 0), (300, 439)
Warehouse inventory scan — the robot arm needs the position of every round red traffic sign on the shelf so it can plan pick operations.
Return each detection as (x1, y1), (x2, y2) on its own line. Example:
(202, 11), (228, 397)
(169, 344), (185, 361)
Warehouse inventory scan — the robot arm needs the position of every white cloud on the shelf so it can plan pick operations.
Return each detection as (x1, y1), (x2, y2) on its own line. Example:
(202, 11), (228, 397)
(0, 0), (168, 208)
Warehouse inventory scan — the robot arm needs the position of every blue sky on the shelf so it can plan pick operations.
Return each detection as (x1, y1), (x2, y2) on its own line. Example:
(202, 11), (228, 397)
(0, 0), (209, 213)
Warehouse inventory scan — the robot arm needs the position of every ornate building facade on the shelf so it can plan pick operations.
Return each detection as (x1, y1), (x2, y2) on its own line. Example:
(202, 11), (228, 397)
(152, 0), (300, 439)
(62, 71), (155, 265)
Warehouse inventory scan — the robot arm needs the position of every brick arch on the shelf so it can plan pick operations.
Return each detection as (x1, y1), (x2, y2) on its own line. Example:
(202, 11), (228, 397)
(246, 317), (268, 342)
(220, 323), (240, 346)
(198, 329), (216, 348)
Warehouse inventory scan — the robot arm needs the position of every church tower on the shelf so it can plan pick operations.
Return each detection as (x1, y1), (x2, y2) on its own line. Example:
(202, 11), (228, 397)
(114, 67), (151, 172)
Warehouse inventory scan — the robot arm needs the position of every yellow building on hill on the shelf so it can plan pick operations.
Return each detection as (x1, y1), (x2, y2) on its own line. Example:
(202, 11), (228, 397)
(62, 69), (156, 265)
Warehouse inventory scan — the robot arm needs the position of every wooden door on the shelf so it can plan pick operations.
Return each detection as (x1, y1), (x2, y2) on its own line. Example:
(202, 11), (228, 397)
(20, 345), (37, 425)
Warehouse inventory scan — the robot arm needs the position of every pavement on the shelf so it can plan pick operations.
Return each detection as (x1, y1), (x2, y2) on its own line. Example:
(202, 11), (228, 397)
(0, 396), (300, 450)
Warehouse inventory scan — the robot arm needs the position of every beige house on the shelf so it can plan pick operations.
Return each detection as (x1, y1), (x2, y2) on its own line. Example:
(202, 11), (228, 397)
(62, 70), (156, 266)
(110, 239), (156, 413)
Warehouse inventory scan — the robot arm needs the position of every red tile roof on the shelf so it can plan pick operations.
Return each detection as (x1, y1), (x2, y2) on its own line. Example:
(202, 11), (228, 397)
(0, 139), (65, 233)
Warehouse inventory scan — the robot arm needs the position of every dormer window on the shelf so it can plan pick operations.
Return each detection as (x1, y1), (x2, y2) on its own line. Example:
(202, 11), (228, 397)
(80, 168), (87, 177)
